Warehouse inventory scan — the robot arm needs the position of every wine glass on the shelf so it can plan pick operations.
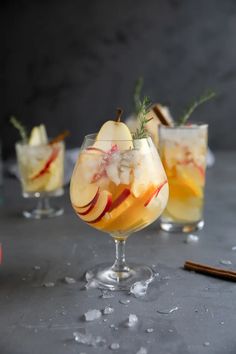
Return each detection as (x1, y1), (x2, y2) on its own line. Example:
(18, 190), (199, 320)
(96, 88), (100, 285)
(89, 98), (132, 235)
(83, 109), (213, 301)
(16, 141), (65, 219)
(70, 134), (169, 290)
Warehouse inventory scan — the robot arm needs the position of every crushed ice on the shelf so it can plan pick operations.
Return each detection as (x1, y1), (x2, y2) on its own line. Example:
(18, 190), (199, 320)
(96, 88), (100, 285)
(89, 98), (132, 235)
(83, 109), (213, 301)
(84, 309), (102, 321)
(110, 343), (120, 350)
(64, 276), (76, 284)
(100, 290), (114, 299)
(73, 331), (106, 347)
(185, 234), (199, 243)
(103, 306), (114, 315)
(125, 314), (138, 327)
(146, 328), (154, 333)
(156, 306), (179, 314)
(219, 259), (232, 265)
(130, 281), (150, 298)
(43, 282), (55, 288)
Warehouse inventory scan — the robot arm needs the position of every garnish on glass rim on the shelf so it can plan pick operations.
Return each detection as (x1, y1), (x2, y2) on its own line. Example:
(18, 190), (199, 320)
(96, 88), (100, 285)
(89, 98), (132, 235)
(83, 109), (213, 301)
(10, 116), (28, 142)
(177, 90), (216, 126)
(132, 96), (153, 139)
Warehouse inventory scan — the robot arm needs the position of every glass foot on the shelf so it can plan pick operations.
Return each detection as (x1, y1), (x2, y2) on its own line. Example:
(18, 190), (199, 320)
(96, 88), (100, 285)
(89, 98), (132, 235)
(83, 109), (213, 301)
(23, 206), (64, 219)
(86, 263), (155, 290)
(160, 219), (204, 233)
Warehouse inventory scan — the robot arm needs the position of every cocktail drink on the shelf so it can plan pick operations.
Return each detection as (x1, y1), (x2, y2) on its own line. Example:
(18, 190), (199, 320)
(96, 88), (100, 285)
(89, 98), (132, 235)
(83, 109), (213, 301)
(70, 118), (168, 290)
(15, 124), (65, 218)
(159, 124), (208, 232)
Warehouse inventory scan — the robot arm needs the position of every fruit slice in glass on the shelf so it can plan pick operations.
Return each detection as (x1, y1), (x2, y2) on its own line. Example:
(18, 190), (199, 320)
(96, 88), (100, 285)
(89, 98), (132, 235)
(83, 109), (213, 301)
(70, 134), (168, 290)
(16, 140), (65, 218)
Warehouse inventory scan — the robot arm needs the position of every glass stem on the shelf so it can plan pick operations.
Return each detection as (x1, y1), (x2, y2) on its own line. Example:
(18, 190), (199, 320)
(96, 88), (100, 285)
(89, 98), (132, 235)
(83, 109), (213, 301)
(112, 239), (130, 273)
(36, 197), (51, 212)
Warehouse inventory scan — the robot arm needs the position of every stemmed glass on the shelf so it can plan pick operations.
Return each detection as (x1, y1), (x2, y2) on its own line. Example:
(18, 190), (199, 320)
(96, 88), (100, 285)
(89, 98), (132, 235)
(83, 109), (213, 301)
(16, 141), (65, 219)
(70, 134), (169, 290)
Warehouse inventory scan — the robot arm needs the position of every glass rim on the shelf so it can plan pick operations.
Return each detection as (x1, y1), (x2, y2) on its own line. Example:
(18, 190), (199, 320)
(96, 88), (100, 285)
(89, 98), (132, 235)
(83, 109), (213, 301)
(15, 140), (65, 148)
(83, 133), (153, 142)
(159, 123), (208, 130)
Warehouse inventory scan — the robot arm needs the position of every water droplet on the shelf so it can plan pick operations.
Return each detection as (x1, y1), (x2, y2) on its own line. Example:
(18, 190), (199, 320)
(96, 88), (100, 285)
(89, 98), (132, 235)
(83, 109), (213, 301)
(119, 299), (130, 305)
(231, 246), (236, 251)
(156, 306), (179, 314)
(64, 276), (76, 284)
(33, 265), (41, 270)
(146, 328), (154, 333)
(203, 342), (210, 347)
(219, 259), (232, 265)
(185, 234), (199, 243)
(136, 347), (147, 354)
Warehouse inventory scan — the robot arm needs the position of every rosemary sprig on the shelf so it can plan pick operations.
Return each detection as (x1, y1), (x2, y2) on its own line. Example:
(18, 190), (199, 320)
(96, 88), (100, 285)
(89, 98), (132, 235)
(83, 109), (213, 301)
(133, 77), (144, 116)
(132, 96), (152, 139)
(10, 116), (28, 142)
(178, 90), (216, 126)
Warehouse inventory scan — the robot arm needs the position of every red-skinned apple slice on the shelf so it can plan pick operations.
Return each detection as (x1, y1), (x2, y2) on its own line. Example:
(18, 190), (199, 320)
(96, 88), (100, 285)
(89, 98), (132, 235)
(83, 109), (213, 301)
(74, 184), (99, 208)
(144, 180), (167, 207)
(109, 188), (130, 212)
(86, 146), (106, 154)
(74, 191), (100, 215)
(78, 190), (112, 224)
(30, 146), (59, 180)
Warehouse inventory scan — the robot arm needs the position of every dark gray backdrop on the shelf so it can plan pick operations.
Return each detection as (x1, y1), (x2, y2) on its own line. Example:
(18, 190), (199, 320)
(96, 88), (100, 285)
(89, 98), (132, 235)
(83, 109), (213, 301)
(1, 0), (236, 158)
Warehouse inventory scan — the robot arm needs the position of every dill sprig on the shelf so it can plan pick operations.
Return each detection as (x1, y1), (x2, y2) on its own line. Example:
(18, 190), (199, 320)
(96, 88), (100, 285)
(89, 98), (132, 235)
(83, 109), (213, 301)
(133, 77), (144, 116)
(132, 96), (152, 139)
(178, 90), (216, 126)
(10, 116), (28, 142)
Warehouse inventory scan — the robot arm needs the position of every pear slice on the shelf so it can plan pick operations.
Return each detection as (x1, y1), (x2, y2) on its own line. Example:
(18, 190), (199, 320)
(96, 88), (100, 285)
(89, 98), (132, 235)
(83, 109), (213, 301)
(94, 120), (133, 151)
(29, 124), (48, 146)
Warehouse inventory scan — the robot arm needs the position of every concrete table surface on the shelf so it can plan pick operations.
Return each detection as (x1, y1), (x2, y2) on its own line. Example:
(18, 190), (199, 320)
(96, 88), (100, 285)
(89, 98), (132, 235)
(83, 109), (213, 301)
(0, 151), (236, 354)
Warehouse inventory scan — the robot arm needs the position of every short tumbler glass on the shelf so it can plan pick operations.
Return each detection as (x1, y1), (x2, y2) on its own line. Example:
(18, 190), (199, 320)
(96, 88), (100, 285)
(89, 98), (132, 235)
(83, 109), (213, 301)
(16, 141), (65, 219)
(159, 124), (208, 233)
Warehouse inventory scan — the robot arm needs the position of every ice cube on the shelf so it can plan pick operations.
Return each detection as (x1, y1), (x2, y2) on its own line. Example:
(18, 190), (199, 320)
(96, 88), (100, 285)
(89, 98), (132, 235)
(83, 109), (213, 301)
(84, 309), (102, 321)
(103, 306), (114, 315)
(185, 234), (199, 243)
(130, 281), (149, 298)
(64, 276), (76, 284)
(126, 314), (138, 327)
(136, 347), (147, 354)
(73, 331), (105, 347)
(106, 163), (120, 185)
(203, 342), (210, 347)
(43, 282), (55, 288)
(110, 343), (120, 350)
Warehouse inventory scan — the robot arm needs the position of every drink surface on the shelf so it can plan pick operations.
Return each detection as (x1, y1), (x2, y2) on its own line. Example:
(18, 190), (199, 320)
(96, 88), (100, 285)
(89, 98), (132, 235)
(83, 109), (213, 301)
(16, 141), (64, 194)
(159, 125), (208, 223)
(70, 138), (168, 238)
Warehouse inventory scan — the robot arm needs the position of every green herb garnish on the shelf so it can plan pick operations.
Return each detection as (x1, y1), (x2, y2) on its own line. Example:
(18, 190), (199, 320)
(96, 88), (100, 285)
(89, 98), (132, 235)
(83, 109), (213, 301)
(132, 96), (152, 139)
(178, 90), (216, 126)
(10, 116), (28, 142)
(133, 77), (144, 116)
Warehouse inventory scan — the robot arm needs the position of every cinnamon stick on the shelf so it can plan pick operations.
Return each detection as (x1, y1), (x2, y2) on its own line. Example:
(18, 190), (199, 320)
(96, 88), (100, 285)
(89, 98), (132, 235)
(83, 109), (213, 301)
(49, 130), (70, 145)
(184, 260), (236, 282)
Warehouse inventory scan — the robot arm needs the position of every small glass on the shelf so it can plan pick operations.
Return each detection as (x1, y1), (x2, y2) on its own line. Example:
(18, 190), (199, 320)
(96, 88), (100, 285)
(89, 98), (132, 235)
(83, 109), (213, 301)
(16, 141), (65, 218)
(70, 134), (169, 290)
(159, 124), (208, 233)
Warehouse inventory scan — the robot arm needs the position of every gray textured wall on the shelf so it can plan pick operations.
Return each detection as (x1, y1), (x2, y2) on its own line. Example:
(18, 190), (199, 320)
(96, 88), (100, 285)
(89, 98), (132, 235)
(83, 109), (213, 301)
(1, 0), (236, 157)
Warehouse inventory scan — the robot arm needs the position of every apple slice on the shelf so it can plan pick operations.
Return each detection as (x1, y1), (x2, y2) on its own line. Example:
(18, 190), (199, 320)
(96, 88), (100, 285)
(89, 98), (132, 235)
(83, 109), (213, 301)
(74, 191), (100, 215)
(144, 180), (168, 207)
(30, 146), (59, 180)
(74, 184), (99, 209)
(79, 190), (112, 224)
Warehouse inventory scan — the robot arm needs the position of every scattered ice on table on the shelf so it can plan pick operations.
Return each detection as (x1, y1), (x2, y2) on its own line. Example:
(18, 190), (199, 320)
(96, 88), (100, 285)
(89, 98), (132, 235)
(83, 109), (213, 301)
(103, 318), (108, 322)
(85, 280), (98, 290)
(66, 262), (71, 266)
(64, 276), (76, 284)
(110, 324), (118, 330)
(119, 299), (131, 305)
(231, 246), (236, 251)
(33, 265), (41, 270)
(219, 259), (232, 265)
(125, 314), (138, 327)
(130, 281), (149, 298)
(73, 331), (106, 346)
(136, 347), (147, 354)
(84, 309), (102, 321)
(146, 328), (154, 333)
(43, 282), (55, 288)
(110, 343), (120, 350)
(185, 234), (199, 243)
(203, 342), (210, 347)
(161, 276), (171, 281)
(100, 290), (114, 299)
(220, 321), (224, 325)
(85, 271), (93, 281)
(168, 329), (174, 333)
(61, 311), (67, 316)
(103, 306), (114, 315)
(156, 306), (179, 314)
